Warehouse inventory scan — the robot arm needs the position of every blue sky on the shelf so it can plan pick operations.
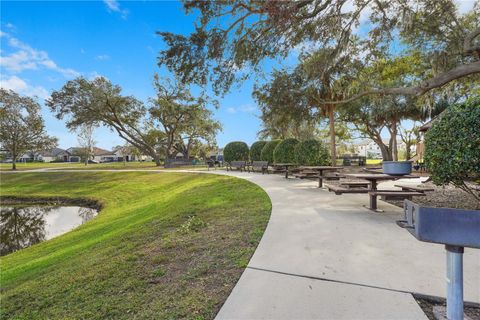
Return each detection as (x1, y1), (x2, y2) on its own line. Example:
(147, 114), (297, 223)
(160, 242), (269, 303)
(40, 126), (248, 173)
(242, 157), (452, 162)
(0, 0), (267, 150)
(1, 1), (475, 151)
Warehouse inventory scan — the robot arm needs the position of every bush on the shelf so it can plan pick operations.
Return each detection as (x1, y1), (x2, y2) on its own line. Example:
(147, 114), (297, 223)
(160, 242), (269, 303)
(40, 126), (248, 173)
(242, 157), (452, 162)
(260, 140), (281, 163)
(250, 141), (268, 161)
(223, 141), (249, 162)
(273, 138), (299, 163)
(295, 139), (330, 165)
(424, 98), (480, 200)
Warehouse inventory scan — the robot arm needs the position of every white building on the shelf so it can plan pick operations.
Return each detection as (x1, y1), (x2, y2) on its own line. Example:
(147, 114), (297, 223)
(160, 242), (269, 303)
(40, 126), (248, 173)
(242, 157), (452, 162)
(354, 139), (413, 159)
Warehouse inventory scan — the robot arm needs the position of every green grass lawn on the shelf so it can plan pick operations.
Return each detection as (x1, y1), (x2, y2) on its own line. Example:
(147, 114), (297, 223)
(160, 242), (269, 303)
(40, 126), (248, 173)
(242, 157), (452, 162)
(0, 171), (271, 319)
(0, 162), (83, 171)
(0, 161), (210, 171)
(366, 159), (383, 165)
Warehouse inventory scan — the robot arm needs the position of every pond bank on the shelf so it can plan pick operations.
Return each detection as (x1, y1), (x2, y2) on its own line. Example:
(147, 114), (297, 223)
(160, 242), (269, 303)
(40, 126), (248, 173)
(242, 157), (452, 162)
(1, 196), (103, 210)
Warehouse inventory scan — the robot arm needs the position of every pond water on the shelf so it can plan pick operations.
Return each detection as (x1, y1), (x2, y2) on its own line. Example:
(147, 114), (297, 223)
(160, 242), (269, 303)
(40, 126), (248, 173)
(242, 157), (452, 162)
(0, 206), (98, 256)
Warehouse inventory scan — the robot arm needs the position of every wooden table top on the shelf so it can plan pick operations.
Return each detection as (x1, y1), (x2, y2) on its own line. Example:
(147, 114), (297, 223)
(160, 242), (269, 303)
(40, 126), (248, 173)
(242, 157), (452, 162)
(345, 173), (418, 180)
(299, 166), (343, 170)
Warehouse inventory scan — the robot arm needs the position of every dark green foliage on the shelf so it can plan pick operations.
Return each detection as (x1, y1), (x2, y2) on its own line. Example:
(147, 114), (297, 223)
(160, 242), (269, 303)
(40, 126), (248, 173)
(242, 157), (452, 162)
(223, 141), (249, 162)
(295, 139), (330, 165)
(424, 98), (480, 200)
(260, 140), (281, 163)
(250, 141), (267, 161)
(273, 138), (299, 164)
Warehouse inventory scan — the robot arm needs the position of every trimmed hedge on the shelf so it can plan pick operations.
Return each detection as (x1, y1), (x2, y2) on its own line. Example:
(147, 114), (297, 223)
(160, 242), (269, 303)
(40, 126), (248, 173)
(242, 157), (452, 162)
(250, 141), (268, 161)
(273, 138), (299, 163)
(224, 141), (249, 162)
(295, 139), (330, 165)
(424, 98), (480, 194)
(260, 140), (281, 163)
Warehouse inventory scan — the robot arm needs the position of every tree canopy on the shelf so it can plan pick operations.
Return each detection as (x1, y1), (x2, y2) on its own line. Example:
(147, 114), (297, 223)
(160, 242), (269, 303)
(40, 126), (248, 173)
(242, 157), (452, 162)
(47, 76), (221, 166)
(0, 89), (57, 170)
(158, 0), (480, 101)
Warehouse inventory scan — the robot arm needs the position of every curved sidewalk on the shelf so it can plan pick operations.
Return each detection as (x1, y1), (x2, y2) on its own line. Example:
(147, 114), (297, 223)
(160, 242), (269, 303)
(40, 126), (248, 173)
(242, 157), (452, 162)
(213, 170), (479, 320)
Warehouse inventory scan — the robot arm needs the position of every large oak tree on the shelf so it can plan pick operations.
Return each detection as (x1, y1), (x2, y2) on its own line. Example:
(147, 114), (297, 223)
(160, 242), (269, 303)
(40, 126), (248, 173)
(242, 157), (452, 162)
(158, 0), (479, 102)
(0, 89), (57, 170)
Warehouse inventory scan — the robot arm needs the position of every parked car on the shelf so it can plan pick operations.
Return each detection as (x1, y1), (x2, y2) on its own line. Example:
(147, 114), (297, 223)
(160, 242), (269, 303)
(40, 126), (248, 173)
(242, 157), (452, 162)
(88, 160), (99, 164)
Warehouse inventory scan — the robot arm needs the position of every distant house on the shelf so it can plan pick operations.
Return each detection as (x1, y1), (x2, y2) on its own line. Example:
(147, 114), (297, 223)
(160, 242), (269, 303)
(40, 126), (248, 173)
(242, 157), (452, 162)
(413, 118), (437, 162)
(92, 147), (116, 162)
(18, 152), (34, 162)
(65, 147), (115, 162)
(35, 148), (70, 162)
(66, 147), (82, 162)
(112, 146), (144, 162)
(354, 139), (411, 159)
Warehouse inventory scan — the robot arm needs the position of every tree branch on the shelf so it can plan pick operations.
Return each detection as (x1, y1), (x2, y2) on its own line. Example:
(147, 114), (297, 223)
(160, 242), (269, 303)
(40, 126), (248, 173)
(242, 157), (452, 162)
(464, 26), (480, 58)
(320, 61), (480, 105)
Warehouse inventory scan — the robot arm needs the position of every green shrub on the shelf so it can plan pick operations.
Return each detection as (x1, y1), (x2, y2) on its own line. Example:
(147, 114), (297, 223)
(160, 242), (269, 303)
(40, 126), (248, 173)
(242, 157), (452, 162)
(223, 141), (249, 162)
(273, 138), (299, 163)
(295, 139), (330, 165)
(250, 141), (268, 161)
(424, 97), (480, 200)
(260, 140), (281, 163)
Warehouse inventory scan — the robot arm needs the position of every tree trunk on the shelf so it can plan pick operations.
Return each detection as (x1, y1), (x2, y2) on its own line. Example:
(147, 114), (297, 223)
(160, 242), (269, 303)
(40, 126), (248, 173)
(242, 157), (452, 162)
(380, 144), (393, 161)
(391, 121), (398, 161)
(154, 155), (161, 167)
(328, 106), (336, 166)
(373, 137), (392, 161)
(12, 159), (16, 170)
(405, 142), (412, 160)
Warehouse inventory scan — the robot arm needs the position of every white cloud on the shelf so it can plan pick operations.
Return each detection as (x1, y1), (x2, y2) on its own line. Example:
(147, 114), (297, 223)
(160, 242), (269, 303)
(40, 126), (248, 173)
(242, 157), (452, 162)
(0, 75), (50, 100)
(239, 104), (257, 113)
(88, 71), (107, 80)
(103, 0), (128, 19)
(0, 34), (80, 78)
(455, 0), (476, 14)
(95, 54), (110, 61)
(227, 104), (258, 114)
(5, 23), (16, 30)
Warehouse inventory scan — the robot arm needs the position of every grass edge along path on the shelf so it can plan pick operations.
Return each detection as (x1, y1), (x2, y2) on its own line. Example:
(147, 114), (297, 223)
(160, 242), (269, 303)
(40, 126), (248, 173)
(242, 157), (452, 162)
(0, 171), (271, 320)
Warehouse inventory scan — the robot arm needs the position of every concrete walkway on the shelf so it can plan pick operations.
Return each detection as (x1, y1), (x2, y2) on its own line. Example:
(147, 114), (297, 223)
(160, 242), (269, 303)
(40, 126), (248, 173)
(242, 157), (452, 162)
(6, 168), (479, 319)
(210, 170), (479, 320)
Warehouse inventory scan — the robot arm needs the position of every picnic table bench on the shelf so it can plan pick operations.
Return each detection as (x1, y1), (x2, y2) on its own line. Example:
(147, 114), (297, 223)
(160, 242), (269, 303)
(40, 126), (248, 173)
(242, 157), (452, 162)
(339, 173), (419, 211)
(325, 184), (369, 195)
(369, 190), (426, 201)
(293, 170), (318, 179)
(339, 181), (371, 189)
(250, 161), (269, 174)
(227, 161), (247, 172)
(298, 166), (343, 187)
(272, 163), (298, 178)
(394, 184), (434, 193)
(206, 160), (216, 171)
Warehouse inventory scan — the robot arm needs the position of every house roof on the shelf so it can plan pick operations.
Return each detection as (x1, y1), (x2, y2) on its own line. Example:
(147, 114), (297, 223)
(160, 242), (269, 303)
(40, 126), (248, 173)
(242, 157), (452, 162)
(37, 148), (69, 157)
(92, 147), (114, 156)
(67, 147), (114, 156)
(419, 119), (434, 132)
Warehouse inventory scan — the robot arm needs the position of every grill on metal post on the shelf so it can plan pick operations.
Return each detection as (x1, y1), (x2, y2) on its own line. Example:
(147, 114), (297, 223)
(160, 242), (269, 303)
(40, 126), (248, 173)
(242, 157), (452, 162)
(397, 200), (480, 320)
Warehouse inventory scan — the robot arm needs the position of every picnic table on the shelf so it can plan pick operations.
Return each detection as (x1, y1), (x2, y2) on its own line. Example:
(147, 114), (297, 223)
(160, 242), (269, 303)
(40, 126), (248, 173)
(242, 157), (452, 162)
(299, 166), (344, 188)
(344, 173), (418, 211)
(273, 163), (297, 179)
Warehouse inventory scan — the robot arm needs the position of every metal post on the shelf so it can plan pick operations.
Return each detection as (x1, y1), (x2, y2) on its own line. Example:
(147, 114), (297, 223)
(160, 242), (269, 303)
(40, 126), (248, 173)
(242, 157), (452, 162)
(446, 245), (464, 320)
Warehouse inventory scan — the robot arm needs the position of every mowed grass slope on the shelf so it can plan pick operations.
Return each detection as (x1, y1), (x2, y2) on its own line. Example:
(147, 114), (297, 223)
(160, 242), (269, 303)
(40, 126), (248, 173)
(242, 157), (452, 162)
(0, 172), (271, 319)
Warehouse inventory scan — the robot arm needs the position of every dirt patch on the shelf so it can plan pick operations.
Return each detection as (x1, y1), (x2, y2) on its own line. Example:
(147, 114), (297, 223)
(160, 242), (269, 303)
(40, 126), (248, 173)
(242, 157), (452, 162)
(0, 196), (103, 210)
(318, 165), (479, 210)
(384, 182), (480, 210)
(415, 295), (480, 320)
